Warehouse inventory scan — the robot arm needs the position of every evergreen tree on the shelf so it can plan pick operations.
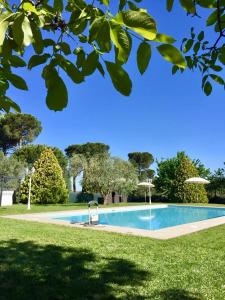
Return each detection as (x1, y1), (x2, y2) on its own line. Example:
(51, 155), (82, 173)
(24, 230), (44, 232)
(20, 148), (68, 204)
(173, 153), (208, 203)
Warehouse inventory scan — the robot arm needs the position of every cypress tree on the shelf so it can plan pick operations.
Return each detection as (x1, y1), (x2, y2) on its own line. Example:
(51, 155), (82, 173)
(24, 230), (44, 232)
(173, 153), (208, 203)
(20, 148), (68, 204)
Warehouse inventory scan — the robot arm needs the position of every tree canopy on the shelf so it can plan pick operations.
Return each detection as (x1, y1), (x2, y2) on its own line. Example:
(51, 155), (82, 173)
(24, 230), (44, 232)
(13, 144), (67, 171)
(155, 151), (208, 203)
(128, 151), (154, 180)
(20, 148), (68, 204)
(65, 142), (110, 158)
(82, 155), (138, 203)
(173, 153), (208, 203)
(0, 113), (42, 154)
(0, 0), (224, 112)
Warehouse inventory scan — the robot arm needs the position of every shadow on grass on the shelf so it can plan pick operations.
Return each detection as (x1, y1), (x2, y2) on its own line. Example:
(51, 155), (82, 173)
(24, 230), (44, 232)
(0, 239), (149, 300)
(154, 288), (203, 300)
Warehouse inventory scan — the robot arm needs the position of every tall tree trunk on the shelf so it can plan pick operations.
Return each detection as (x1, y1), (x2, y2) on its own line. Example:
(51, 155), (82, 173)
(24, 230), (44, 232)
(104, 194), (109, 205)
(73, 176), (76, 192)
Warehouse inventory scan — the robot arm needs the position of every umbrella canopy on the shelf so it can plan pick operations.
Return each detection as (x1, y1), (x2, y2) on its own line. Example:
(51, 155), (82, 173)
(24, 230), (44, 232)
(184, 177), (210, 184)
(138, 182), (155, 187)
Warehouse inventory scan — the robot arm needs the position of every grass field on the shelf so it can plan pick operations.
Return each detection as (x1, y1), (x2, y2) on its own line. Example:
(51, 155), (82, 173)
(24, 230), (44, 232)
(0, 203), (225, 299)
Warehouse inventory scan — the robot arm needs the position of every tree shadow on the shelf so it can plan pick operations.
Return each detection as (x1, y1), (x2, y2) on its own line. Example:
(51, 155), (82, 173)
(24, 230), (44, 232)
(0, 239), (149, 300)
(154, 288), (203, 300)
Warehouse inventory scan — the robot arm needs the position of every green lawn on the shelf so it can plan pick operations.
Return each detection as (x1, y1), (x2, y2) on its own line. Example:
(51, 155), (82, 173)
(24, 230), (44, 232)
(0, 202), (149, 215)
(0, 203), (225, 299)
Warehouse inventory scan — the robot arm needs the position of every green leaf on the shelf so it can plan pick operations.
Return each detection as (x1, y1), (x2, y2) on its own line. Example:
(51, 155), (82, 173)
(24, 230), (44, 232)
(101, 0), (109, 6)
(110, 22), (131, 64)
(179, 0), (196, 14)
(82, 51), (99, 76)
(9, 55), (26, 67)
(28, 54), (50, 70)
(193, 41), (200, 54)
(204, 81), (212, 96)
(167, 0), (174, 11)
(59, 42), (71, 55)
(207, 10), (217, 26)
(172, 65), (179, 75)
(6, 73), (28, 90)
(75, 48), (86, 69)
(90, 18), (111, 52)
(0, 77), (9, 95)
(105, 61), (132, 96)
(119, 0), (126, 10)
(54, 0), (63, 12)
(0, 12), (12, 46)
(114, 10), (157, 40)
(154, 33), (176, 44)
(128, 1), (139, 11)
(210, 74), (224, 85)
(210, 65), (222, 72)
(197, 31), (204, 41)
(22, 1), (39, 14)
(31, 22), (44, 54)
(157, 44), (186, 69)
(12, 13), (25, 47)
(22, 16), (33, 46)
(218, 48), (225, 65)
(4, 96), (21, 112)
(197, 0), (216, 8)
(57, 57), (84, 83)
(183, 39), (194, 53)
(42, 66), (68, 111)
(137, 42), (151, 75)
(89, 17), (102, 42)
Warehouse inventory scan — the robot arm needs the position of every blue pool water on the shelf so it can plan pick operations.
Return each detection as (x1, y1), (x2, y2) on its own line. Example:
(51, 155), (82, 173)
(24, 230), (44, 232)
(54, 206), (225, 231)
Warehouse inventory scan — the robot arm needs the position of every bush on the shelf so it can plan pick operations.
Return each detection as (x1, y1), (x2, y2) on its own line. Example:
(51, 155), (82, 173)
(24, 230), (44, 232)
(173, 154), (208, 203)
(76, 192), (93, 203)
(20, 148), (68, 204)
(209, 196), (225, 204)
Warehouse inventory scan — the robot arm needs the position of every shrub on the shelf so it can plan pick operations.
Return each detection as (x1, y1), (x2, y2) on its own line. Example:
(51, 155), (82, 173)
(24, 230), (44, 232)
(173, 154), (208, 203)
(76, 192), (93, 203)
(20, 148), (68, 204)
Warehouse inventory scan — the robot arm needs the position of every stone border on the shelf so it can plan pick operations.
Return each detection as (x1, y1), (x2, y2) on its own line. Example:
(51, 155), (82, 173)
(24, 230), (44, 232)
(2, 205), (225, 240)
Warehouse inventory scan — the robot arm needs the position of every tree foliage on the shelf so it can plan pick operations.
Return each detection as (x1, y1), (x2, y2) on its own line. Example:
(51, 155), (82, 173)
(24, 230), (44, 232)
(20, 148), (68, 204)
(0, 113), (42, 154)
(173, 153), (208, 203)
(65, 142), (110, 158)
(207, 165), (225, 199)
(1, 0), (221, 112)
(128, 151), (154, 180)
(13, 144), (67, 171)
(156, 151), (208, 203)
(0, 151), (25, 189)
(72, 154), (138, 203)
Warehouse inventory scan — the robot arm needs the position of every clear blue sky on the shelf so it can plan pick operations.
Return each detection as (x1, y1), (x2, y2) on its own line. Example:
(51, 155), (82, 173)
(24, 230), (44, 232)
(7, 1), (225, 172)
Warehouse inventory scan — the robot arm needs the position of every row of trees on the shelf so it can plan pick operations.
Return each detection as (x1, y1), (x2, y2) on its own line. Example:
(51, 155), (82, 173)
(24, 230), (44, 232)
(0, 112), (224, 204)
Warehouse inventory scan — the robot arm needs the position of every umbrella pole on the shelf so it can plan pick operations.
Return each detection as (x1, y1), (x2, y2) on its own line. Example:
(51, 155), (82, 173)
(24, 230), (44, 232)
(149, 185), (151, 205)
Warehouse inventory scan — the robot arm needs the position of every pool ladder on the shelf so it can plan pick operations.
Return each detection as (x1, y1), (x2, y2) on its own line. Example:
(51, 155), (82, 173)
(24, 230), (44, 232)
(88, 200), (99, 225)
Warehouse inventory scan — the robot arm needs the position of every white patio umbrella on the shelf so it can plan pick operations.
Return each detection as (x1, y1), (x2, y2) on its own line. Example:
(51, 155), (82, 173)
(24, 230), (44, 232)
(184, 177), (210, 202)
(138, 181), (155, 205)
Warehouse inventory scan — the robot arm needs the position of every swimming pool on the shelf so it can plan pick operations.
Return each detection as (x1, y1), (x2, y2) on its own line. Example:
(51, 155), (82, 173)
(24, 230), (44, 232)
(54, 205), (225, 231)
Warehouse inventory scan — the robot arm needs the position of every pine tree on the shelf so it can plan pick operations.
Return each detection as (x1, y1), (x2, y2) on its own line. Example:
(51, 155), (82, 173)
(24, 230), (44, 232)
(173, 153), (208, 203)
(20, 148), (68, 204)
